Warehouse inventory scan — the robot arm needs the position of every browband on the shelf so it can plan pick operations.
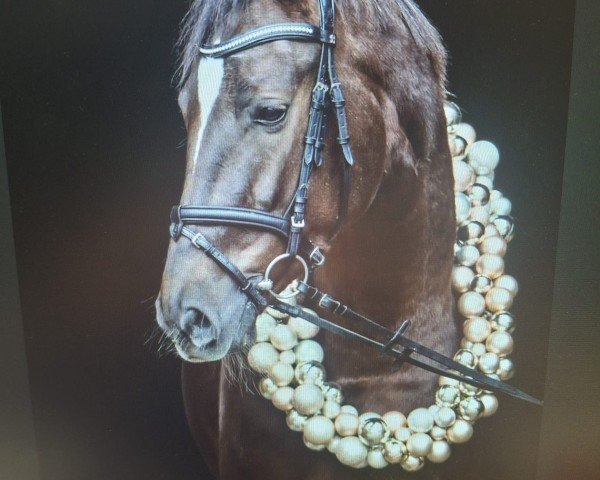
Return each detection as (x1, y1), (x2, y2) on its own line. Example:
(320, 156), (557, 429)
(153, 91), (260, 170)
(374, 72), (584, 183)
(199, 22), (332, 58)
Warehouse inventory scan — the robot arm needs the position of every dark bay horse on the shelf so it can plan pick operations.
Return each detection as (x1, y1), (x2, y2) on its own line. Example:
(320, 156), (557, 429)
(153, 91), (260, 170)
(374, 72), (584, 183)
(156, 0), (456, 478)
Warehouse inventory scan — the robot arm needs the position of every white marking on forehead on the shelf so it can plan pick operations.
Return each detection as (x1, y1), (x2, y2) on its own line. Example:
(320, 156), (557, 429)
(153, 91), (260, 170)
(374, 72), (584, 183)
(192, 57), (225, 173)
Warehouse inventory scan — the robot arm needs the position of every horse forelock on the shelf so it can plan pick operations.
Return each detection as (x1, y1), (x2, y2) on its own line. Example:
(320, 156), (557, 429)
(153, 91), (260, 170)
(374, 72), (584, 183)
(175, 0), (446, 91)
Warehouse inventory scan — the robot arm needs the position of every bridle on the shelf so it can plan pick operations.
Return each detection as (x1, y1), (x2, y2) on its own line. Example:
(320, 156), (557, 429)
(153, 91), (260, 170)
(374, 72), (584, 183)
(167, 0), (541, 406)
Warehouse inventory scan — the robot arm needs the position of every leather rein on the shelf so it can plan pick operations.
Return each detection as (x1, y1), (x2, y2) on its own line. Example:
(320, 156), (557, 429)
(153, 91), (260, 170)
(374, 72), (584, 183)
(168, 0), (541, 406)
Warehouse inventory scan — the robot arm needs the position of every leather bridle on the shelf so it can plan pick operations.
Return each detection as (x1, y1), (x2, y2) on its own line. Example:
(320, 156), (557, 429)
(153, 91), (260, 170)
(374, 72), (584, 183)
(167, 0), (541, 406)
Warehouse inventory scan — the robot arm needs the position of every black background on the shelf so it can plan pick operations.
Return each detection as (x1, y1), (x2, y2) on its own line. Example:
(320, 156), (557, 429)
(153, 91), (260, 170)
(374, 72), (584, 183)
(0, 1), (576, 479)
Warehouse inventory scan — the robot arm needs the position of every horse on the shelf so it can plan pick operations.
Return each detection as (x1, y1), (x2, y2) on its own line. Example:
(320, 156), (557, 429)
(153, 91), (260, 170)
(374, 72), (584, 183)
(156, 0), (456, 478)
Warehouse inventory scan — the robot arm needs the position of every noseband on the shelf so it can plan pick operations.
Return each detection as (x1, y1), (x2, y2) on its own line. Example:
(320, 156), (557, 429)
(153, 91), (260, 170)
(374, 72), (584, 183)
(167, 0), (540, 406)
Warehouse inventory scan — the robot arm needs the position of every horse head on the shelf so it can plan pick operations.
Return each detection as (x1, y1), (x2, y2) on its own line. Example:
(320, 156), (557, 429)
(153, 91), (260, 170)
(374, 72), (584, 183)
(156, 0), (452, 372)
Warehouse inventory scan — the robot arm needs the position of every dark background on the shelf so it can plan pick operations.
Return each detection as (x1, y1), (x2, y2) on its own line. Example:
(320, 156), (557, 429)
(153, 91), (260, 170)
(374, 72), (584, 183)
(0, 1), (582, 479)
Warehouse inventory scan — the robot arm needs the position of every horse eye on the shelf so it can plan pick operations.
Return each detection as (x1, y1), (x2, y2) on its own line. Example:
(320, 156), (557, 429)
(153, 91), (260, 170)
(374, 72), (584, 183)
(254, 105), (288, 126)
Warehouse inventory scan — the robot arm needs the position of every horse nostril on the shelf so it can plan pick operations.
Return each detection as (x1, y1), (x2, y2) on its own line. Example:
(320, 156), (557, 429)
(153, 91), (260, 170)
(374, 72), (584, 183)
(180, 308), (218, 349)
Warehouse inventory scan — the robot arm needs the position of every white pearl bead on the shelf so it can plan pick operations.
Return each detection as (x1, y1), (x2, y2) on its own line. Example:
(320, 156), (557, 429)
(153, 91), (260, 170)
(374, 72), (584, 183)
(248, 342), (280, 373)
(495, 274), (519, 296)
(286, 409), (308, 432)
(458, 397), (484, 421)
(407, 433), (433, 457)
(451, 123), (477, 145)
(444, 102), (461, 126)
(400, 454), (425, 472)
(469, 205), (490, 225)
(294, 340), (324, 363)
(303, 439), (326, 451)
(367, 448), (389, 469)
(472, 342), (487, 357)
(490, 189), (503, 202)
(279, 350), (296, 364)
(269, 362), (294, 387)
(453, 158), (476, 192)
(271, 386), (294, 411)
(288, 315), (320, 340)
(322, 400), (341, 419)
(486, 331), (514, 356)
(446, 419), (473, 444)
(439, 375), (460, 387)
(383, 439), (407, 463)
(463, 317), (492, 343)
(486, 287), (514, 313)
(434, 407), (456, 428)
(327, 435), (341, 453)
(266, 305), (288, 319)
(492, 197), (512, 216)
(292, 384), (324, 415)
(428, 405), (441, 417)
(382, 411), (406, 433)
(475, 175), (494, 189)
(394, 427), (411, 443)
(480, 235), (507, 256)
(457, 291), (486, 318)
(407, 408), (434, 433)
(455, 193), (472, 223)
(335, 413), (360, 436)
(340, 405), (359, 415)
(456, 245), (480, 267)
(303, 415), (335, 445)
(255, 313), (277, 342)
(452, 266), (475, 293)
(430, 426), (447, 441)
(427, 440), (451, 463)
(335, 436), (368, 468)
(269, 324), (298, 351)
(358, 412), (381, 423)
(476, 253), (505, 279)
(467, 140), (500, 173)
(480, 394), (499, 417)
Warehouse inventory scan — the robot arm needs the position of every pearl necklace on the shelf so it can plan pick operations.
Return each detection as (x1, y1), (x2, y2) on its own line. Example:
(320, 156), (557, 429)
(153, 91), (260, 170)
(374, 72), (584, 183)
(246, 102), (518, 471)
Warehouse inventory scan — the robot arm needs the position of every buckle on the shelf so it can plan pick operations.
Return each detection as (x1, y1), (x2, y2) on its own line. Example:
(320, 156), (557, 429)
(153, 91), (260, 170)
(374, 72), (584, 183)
(309, 247), (325, 267)
(291, 217), (306, 229)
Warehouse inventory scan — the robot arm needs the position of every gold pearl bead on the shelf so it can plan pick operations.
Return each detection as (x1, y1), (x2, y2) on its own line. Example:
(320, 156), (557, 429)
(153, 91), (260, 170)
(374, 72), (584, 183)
(322, 400), (341, 419)
(453, 158), (476, 192)
(451, 123), (477, 145)
(303, 415), (335, 445)
(407, 433), (433, 457)
(383, 439), (407, 464)
(367, 447), (389, 469)
(439, 376), (460, 387)
(294, 339), (324, 364)
(255, 313), (277, 342)
(457, 291), (486, 318)
(292, 384), (324, 415)
(321, 382), (344, 404)
(269, 362), (294, 387)
(407, 408), (434, 433)
(486, 331), (514, 356)
(490, 311), (516, 333)
(463, 317), (492, 343)
(259, 377), (278, 400)
(456, 245), (480, 267)
(478, 352), (500, 374)
(286, 409), (308, 432)
(335, 412), (360, 437)
(446, 419), (473, 444)
(458, 397), (484, 421)
(335, 436), (368, 468)
(486, 287), (513, 313)
(294, 361), (326, 385)
(288, 314), (320, 340)
(394, 427), (411, 443)
(494, 274), (519, 296)
(497, 357), (515, 380)
(434, 407), (456, 428)
(452, 266), (475, 293)
(358, 417), (390, 446)
(454, 349), (478, 369)
(480, 394), (499, 418)
(248, 342), (279, 373)
(476, 253), (505, 279)
(400, 454), (425, 472)
(435, 385), (461, 408)
(427, 440), (452, 463)
(271, 386), (294, 411)
(470, 274), (493, 294)
(382, 411), (407, 434)
(480, 235), (507, 256)
(269, 324), (298, 351)
(457, 221), (485, 246)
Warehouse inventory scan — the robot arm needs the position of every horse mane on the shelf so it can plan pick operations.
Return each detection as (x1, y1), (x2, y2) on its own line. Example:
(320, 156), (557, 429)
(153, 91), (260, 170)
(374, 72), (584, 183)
(175, 0), (446, 90)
